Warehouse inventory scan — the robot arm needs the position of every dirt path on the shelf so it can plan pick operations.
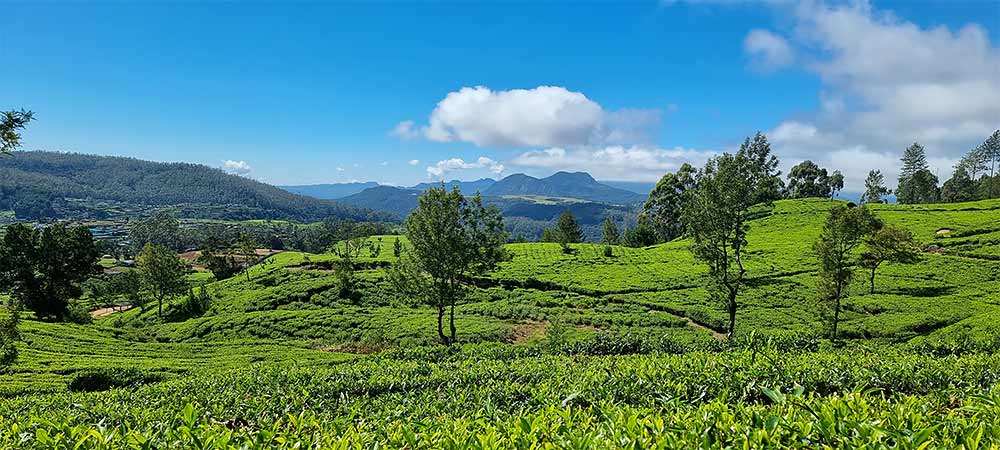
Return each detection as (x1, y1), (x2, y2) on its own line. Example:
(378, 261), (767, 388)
(685, 319), (728, 340)
(89, 305), (134, 318)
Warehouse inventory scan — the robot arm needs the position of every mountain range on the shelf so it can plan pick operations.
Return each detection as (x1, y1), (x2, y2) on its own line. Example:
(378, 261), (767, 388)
(283, 172), (648, 204)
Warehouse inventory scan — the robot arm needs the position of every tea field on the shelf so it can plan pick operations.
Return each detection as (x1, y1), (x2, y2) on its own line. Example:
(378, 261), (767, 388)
(2, 198), (999, 448)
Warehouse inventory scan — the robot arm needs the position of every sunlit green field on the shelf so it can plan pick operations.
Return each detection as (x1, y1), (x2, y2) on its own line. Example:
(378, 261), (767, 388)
(3, 198), (999, 448)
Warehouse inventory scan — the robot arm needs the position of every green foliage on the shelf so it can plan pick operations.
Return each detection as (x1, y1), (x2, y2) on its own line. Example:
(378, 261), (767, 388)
(601, 216), (620, 245)
(0, 223), (100, 321)
(897, 143), (941, 204)
(860, 224), (920, 294)
(640, 163), (695, 242)
(0, 109), (34, 154)
(67, 367), (164, 392)
(137, 243), (189, 318)
(813, 204), (882, 339)
(861, 169), (891, 204)
(403, 188), (508, 345)
(786, 160), (844, 199)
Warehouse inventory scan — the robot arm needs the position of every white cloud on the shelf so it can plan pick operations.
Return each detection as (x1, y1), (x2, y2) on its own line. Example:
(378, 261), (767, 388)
(336, 166), (345, 173)
(408, 159), (420, 166)
(752, 0), (1000, 191)
(510, 145), (716, 182)
(397, 85), (660, 148)
(390, 120), (420, 140)
(221, 160), (251, 175)
(426, 156), (505, 179)
(744, 29), (793, 71)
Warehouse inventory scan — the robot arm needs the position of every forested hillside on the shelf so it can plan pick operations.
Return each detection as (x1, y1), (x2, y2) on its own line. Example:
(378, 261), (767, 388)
(0, 151), (389, 222)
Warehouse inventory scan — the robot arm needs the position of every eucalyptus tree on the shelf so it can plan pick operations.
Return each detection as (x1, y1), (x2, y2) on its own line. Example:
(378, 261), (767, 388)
(392, 187), (507, 345)
(814, 205), (881, 340)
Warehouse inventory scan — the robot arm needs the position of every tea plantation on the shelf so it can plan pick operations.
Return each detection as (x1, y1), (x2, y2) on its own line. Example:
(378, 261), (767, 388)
(2, 198), (999, 448)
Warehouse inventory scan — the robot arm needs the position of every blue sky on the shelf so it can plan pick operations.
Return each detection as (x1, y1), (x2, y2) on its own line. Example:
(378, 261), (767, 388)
(3, 1), (998, 189)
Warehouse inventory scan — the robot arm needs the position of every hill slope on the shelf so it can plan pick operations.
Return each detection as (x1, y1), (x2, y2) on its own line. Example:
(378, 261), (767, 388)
(0, 151), (389, 222)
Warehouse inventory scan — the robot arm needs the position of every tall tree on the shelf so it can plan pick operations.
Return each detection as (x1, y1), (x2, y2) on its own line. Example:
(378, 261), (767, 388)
(556, 211), (584, 244)
(860, 225), (920, 294)
(136, 243), (188, 318)
(640, 163), (696, 242)
(982, 130), (1000, 198)
(393, 188), (507, 345)
(897, 143), (939, 204)
(740, 132), (785, 204)
(601, 216), (621, 245)
(813, 204), (881, 340)
(0, 109), (34, 154)
(786, 160), (843, 199)
(941, 165), (977, 203)
(682, 150), (760, 336)
(860, 170), (891, 204)
(0, 224), (99, 321)
(129, 211), (183, 252)
(236, 233), (258, 282)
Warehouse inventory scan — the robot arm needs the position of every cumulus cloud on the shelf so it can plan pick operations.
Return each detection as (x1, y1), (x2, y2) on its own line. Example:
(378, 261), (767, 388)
(509, 145), (716, 182)
(751, 0), (1000, 191)
(744, 29), (794, 71)
(408, 159), (420, 166)
(426, 156), (505, 179)
(221, 160), (252, 175)
(396, 86), (660, 148)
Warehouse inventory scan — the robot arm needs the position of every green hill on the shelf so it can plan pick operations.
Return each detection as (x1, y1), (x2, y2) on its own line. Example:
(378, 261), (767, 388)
(3, 198), (999, 448)
(0, 151), (391, 222)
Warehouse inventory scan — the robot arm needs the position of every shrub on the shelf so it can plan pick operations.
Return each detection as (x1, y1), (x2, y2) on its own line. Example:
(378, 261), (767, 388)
(68, 367), (165, 392)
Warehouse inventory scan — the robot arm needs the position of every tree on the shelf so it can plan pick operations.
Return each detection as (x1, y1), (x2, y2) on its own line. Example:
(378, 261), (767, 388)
(601, 216), (621, 245)
(897, 143), (939, 204)
(111, 270), (146, 310)
(813, 204), (881, 340)
(941, 165), (977, 203)
(640, 163), (696, 242)
(786, 160), (843, 199)
(0, 223), (99, 321)
(980, 130), (1000, 198)
(236, 233), (258, 282)
(393, 187), (507, 345)
(129, 211), (183, 252)
(622, 218), (658, 248)
(0, 299), (20, 368)
(860, 170), (891, 204)
(740, 132), (785, 204)
(136, 243), (188, 318)
(860, 225), (920, 294)
(392, 237), (403, 258)
(0, 109), (34, 154)
(197, 246), (241, 281)
(556, 211), (584, 244)
(682, 149), (761, 337)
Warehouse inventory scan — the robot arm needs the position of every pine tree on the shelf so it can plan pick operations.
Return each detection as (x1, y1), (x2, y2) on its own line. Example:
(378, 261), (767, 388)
(601, 216), (620, 245)
(897, 143), (938, 204)
(860, 170), (891, 204)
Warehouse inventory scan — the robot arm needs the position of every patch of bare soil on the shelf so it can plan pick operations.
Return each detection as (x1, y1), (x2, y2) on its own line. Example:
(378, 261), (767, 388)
(508, 321), (549, 344)
(89, 304), (134, 318)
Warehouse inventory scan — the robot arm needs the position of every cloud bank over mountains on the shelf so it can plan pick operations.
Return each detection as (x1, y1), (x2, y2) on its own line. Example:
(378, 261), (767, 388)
(395, 1), (998, 190)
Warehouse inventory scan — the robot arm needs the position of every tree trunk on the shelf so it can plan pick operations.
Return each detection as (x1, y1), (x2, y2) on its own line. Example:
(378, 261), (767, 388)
(831, 296), (840, 341)
(449, 300), (456, 344)
(436, 305), (449, 346)
(869, 266), (877, 294)
(157, 296), (162, 318)
(726, 290), (737, 337)
(245, 267), (251, 282)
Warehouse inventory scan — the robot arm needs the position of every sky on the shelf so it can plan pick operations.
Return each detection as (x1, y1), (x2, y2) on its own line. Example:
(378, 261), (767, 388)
(2, 0), (998, 191)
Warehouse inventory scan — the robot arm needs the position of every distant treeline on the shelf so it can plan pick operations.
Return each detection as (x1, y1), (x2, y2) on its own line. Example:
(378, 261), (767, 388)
(0, 151), (392, 223)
